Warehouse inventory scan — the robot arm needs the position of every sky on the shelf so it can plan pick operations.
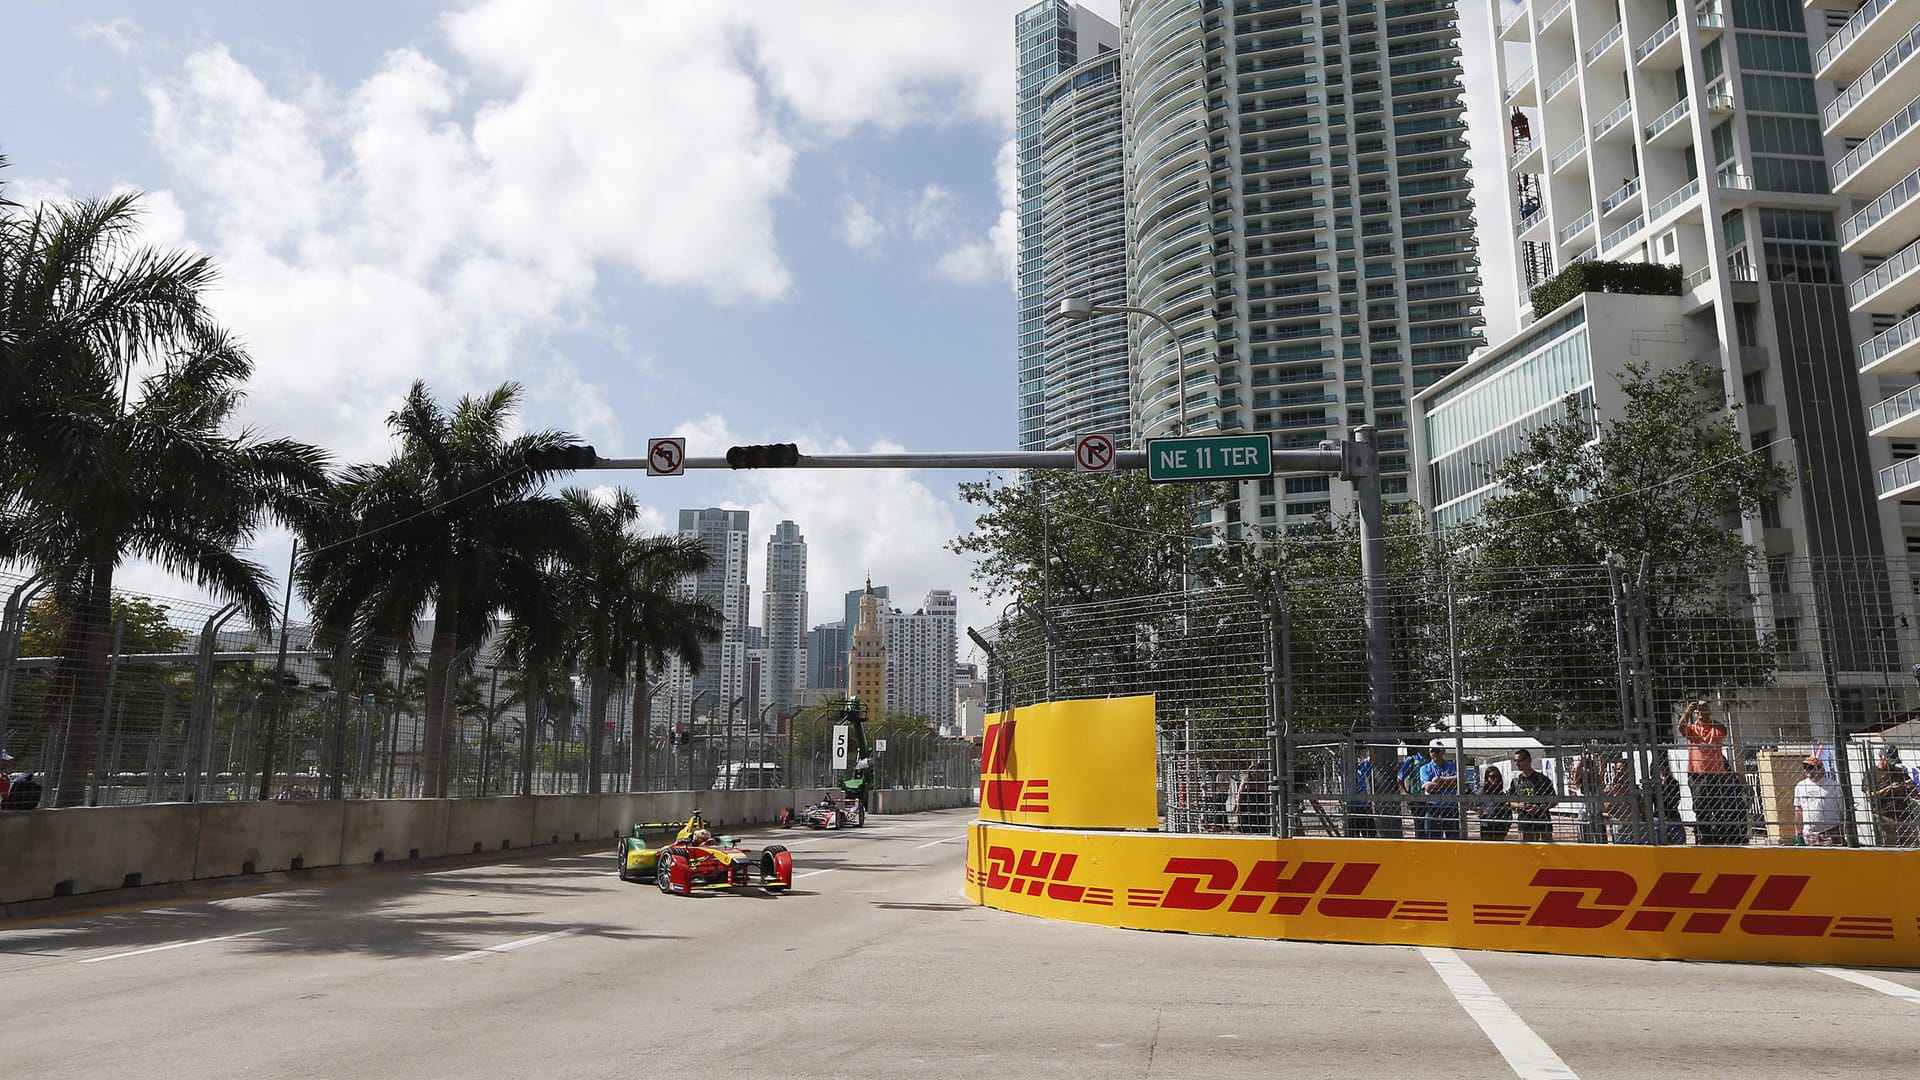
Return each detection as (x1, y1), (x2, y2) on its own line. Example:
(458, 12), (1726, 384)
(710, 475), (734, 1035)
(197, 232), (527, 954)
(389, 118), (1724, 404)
(4, 0), (1518, 662)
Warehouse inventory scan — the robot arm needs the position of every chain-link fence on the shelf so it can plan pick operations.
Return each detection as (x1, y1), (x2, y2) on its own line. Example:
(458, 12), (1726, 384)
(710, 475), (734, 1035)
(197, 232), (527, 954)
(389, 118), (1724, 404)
(0, 570), (974, 809)
(981, 556), (1920, 847)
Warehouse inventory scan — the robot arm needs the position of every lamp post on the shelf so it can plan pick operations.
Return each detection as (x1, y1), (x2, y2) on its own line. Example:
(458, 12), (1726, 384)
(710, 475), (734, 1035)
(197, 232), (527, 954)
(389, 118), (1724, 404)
(725, 694), (745, 789)
(638, 681), (669, 793)
(688, 688), (712, 792)
(1057, 298), (1190, 437)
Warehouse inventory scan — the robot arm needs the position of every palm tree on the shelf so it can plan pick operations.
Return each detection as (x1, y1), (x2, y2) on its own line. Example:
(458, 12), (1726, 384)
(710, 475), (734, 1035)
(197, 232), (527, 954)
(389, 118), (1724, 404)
(548, 488), (720, 793)
(623, 530), (722, 792)
(299, 381), (581, 797)
(1, 184), (330, 806)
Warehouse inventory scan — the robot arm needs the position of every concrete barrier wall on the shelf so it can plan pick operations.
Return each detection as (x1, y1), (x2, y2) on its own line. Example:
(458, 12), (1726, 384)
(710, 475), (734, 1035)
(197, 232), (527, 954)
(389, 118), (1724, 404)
(340, 799), (449, 865)
(2, 803), (202, 900)
(874, 788), (974, 814)
(193, 801), (345, 879)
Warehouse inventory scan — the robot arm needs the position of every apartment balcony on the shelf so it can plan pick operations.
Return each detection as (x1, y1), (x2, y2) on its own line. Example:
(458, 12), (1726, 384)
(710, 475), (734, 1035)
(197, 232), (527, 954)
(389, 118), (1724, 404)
(1842, 167), (1920, 256)
(1544, 62), (1580, 100)
(1505, 65), (1538, 107)
(1849, 234), (1920, 313)
(1540, 0), (1574, 31)
(1647, 178), (1704, 225)
(1859, 309), (1920, 377)
(1601, 214), (1645, 254)
(1517, 203), (1550, 239)
(1510, 137), (1546, 175)
(1559, 209), (1597, 244)
(1643, 97), (1694, 146)
(1880, 453), (1920, 498)
(1550, 135), (1589, 173)
(1634, 15), (1683, 67)
(1584, 21), (1626, 65)
(1869, 383), (1920, 437)
(1591, 98), (1633, 141)
(1600, 176), (1642, 216)
(1499, 2), (1531, 41)
(1832, 96), (1920, 196)
(1816, 0), (1920, 84)
(1823, 22), (1920, 137)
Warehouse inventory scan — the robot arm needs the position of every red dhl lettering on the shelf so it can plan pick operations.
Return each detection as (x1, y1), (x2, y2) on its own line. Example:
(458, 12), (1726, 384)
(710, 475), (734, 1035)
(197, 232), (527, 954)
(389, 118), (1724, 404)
(982, 778), (1050, 812)
(1158, 858), (1394, 918)
(979, 845), (1083, 902)
(981, 719), (1016, 776)
(1525, 870), (1833, 937)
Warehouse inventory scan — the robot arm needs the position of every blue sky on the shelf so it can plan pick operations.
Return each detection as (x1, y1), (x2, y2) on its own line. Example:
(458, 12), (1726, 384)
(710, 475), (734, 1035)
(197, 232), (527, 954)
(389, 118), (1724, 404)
(5, 0), (1515, 654)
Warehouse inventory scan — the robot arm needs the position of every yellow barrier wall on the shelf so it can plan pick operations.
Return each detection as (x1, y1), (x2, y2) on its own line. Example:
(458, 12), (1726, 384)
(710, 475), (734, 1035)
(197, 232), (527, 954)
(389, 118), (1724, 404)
(978, 696), (1157, 830)
(965, 822), (1920, 965)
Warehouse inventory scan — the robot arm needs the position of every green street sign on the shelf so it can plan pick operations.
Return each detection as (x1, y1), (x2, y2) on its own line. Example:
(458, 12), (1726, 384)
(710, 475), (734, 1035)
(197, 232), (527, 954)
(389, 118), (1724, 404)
(1145, 434), (1273, 482)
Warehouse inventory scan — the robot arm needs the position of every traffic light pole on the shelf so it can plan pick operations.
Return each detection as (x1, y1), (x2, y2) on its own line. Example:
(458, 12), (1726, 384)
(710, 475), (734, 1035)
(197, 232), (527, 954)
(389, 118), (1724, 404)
(583, 427), (1394, 739)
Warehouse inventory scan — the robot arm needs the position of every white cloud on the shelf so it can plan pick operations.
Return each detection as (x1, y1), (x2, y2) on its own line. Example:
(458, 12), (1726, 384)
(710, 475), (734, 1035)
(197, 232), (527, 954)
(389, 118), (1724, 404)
(74, 17), (146, 58)
(840, 196), (884, 252)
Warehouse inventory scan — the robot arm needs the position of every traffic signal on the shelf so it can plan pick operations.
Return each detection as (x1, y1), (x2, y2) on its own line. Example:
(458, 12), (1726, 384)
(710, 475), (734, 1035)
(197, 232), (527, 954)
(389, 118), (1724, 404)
(725, 442), (801, 469)
(524, 443), (598, 471)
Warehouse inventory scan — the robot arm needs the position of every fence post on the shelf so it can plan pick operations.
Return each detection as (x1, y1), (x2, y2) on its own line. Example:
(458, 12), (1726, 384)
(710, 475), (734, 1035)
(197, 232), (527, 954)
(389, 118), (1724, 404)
(1267, 583), (1291, 839)
(87, 608), (126, 806)
(184, 603), (241, 802)
(0, 573), (54, 752)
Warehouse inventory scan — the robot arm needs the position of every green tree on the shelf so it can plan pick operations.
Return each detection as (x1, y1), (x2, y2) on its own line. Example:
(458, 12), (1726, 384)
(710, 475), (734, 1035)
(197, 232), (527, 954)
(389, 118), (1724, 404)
(298, 381), (580, 797)
(1453, 361), (1789, 727)
(1, 186), (329, 804)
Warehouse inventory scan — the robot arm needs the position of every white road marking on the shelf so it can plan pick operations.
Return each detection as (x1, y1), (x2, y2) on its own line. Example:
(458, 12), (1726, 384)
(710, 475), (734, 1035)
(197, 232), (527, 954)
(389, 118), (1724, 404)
(1420, 947), (1578, 1080)
(914, 836), (961, 849)
(1812, 966), (1920, 1005)
(79, 927), (283, 964)
(795, 869), (836, 880)
(445, 928), (579, 962)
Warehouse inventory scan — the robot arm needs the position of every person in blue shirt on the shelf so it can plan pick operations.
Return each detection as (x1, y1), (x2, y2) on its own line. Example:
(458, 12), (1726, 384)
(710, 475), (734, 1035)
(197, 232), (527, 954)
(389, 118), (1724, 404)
(1420, 739), (1461, 839)
(1398, 741), (1429, 839)
(1347, 752), (1377, 837)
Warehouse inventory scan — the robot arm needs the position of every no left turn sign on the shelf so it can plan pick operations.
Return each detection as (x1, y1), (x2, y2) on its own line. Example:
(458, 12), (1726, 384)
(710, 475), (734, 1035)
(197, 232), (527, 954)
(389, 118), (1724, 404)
(647, 437), (686, 477)
(1074, 433), (1117, 473)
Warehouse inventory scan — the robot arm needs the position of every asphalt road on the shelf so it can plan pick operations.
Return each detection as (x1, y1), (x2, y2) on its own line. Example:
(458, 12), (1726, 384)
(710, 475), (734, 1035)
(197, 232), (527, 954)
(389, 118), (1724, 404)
(7, 806), (1919, 1079)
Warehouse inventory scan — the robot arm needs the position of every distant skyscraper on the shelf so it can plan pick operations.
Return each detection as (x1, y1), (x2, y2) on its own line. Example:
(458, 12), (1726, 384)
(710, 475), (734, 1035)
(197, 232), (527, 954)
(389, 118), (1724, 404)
(1121, 0), (1484, 524)
(880, 590), (959, 731)
(807, 621), (849, 698)
(849, 581), (887, 710)
(1016, 0), (1129, 450)
(666, 508), (750, 728)
(763, 520), (808, 715)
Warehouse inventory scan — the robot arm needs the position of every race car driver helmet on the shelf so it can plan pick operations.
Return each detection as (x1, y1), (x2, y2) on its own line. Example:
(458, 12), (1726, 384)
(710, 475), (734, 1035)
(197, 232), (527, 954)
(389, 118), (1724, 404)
(689, 828), (712, 845)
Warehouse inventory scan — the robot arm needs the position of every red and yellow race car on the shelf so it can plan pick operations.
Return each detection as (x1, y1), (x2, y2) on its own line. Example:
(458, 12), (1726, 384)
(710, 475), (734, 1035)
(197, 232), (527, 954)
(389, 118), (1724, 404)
(616, 810), (794, 896)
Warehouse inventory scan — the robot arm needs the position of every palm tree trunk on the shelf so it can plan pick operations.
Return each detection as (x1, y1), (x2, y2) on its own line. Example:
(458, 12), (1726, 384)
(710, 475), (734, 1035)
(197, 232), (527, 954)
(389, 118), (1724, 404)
(630, 656), (649, 792)
(520, 663), (541, 796)
(55, 551), (117, 807)
(423, 598), (457, 799)
(586, 667), (610, 795)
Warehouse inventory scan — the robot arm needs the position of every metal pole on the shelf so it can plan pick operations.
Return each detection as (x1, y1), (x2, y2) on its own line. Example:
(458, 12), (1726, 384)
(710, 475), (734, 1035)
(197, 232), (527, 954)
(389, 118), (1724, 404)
(259, 540), (297, 801)
(0, 573), (53, 750)
(185, 603), (241, 803)
(1346, 425), (1394, 733)
(88, 609), (126, 806)
(480, 665), (499, 797)
(329, 641), (352, 801)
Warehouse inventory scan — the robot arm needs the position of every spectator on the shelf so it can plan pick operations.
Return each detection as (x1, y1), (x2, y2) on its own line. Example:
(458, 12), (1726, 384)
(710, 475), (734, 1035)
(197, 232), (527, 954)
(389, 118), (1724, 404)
(1399, 741), (1430, 839)
(1793, 756), (1844, 846)
(1679, 699), (1748, 845)
(3, 771), (42, 810)
(0, 748), (12, 805)
(1868, 746), (1918, 848)
(1508, 749), (1558, 842)
(1420, 739), (1461, 840)
(1477, 764), (1510, 841)
(1346, 751), (1377, 838)
(1570, 747), (1609, 844)
(1239, 764), (1272, 834)
(1650, 758), (1688, 845)
(1603, 757), (1652, 844)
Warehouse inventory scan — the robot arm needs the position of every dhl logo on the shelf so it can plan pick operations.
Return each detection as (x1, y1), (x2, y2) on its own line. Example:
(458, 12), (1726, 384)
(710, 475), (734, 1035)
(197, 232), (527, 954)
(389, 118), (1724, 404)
(980, 717), (1050, 812)
(1155, 857), (1415, 918)
(1516, 870), (1889, 939)
(975, 845), (1112, 905)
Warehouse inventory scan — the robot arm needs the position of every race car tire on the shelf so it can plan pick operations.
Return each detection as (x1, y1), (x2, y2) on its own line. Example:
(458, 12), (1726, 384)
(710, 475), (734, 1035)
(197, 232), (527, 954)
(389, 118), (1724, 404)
(760, 845), (792, 889)
(854, 804), (867, 827)
(777, 807), (794, 828)
(616, 841), (633, 882)
(656, 853), (681, 894)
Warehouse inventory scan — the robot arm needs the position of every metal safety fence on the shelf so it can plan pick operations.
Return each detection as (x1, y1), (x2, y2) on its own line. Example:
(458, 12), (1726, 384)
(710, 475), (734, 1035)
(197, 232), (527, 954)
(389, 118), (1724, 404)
(980, 556), (1920, 847)
(0, 570), (974, 809)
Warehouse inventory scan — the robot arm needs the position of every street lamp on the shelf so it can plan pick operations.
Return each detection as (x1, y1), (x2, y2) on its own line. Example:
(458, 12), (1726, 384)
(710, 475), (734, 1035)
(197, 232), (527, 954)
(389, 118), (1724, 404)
(1057, 297), (1190, 437)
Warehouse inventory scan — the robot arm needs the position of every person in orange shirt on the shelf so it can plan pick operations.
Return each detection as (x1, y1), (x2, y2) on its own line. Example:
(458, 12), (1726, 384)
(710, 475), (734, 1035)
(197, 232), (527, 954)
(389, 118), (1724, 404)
(1678, 700), (1748, 845)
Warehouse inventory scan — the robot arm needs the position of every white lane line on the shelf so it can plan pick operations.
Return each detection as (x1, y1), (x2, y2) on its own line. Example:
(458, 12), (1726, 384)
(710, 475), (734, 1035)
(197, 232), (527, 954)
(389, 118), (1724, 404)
(914, 836), (962, 849)
(795, 869), (835, 880)
(1420, 947), (1578, 1080)
(79, 927), (284, 964)
(1812, 966), (1920, 1005)
(445, 928), (579, 962)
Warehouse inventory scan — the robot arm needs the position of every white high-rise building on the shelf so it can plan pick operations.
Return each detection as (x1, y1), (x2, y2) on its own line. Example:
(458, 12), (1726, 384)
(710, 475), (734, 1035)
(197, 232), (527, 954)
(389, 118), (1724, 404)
(880, 590), (959, 731)
(1483, 0), (1900, 562)
(1120, 0), (1484, 526)
(665, 508), (750, 730)
(762, 520), (808, 716)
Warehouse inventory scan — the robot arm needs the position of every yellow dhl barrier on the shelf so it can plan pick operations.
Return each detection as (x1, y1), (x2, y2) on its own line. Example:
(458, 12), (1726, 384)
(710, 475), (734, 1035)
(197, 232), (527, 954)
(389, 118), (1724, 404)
(978, 696), (1157, 830)
(965, 822), (1920, 965)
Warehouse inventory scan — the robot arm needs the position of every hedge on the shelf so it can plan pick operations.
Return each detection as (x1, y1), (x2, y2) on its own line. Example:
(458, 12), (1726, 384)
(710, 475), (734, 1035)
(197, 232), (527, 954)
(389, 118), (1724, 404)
(1528, 259), (1683, 320)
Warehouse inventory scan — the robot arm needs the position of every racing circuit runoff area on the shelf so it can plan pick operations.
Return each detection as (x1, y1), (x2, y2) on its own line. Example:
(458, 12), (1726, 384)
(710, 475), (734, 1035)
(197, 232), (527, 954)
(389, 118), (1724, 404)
(5, 806), (1920, 1080)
